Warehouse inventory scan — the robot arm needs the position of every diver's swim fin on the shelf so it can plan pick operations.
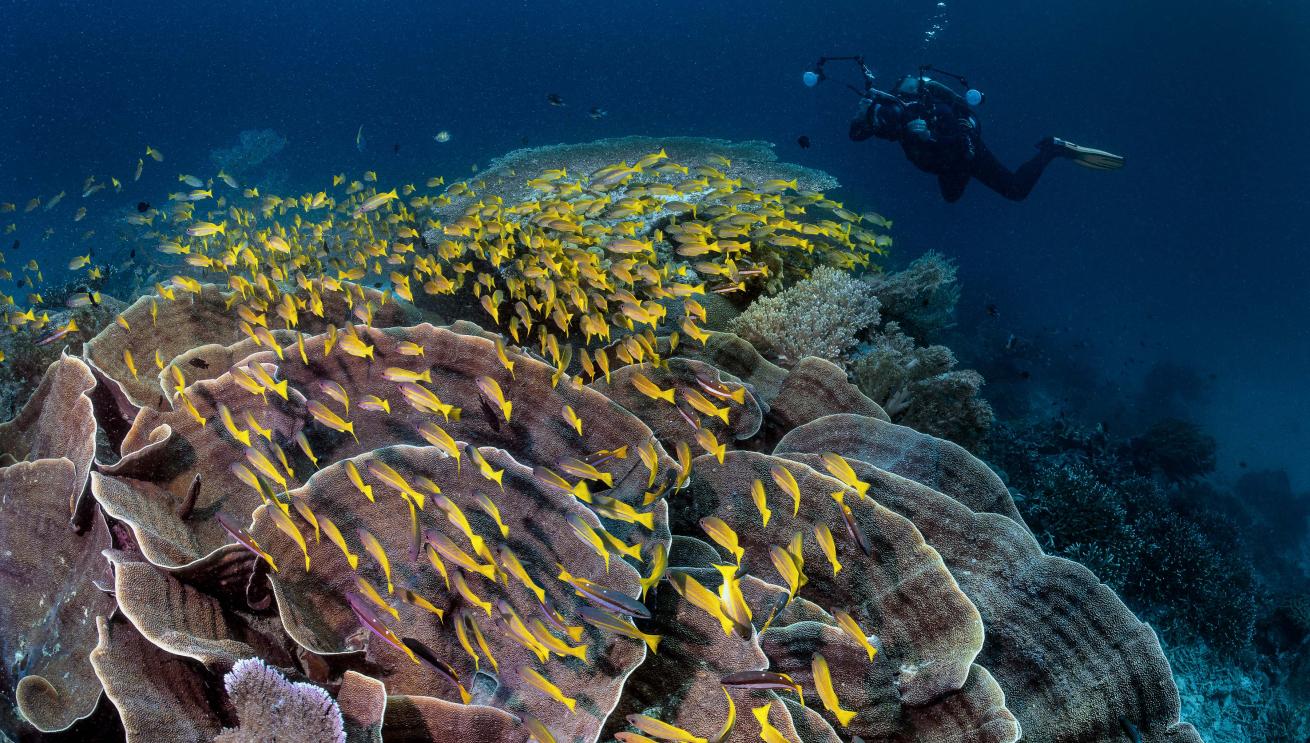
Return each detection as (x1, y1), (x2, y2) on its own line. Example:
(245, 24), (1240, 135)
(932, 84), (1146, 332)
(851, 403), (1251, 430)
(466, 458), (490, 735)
(1045, 137), (1125, 170)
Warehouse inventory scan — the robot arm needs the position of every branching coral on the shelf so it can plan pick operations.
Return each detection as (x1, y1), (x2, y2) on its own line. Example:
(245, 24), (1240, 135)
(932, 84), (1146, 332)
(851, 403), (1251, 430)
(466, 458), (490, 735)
(863, 251), (960, 342)
(215, 658), (345, 743)
(728, 266), (880, 367)
(850, 322), (993, 451)
(1128, 418), (1217, 483)
(990, 418), (1260, 655)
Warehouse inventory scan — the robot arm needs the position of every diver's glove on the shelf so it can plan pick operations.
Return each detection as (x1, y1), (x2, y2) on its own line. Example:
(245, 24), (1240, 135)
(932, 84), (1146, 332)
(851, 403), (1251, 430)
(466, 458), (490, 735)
(907, 118), (933, 141)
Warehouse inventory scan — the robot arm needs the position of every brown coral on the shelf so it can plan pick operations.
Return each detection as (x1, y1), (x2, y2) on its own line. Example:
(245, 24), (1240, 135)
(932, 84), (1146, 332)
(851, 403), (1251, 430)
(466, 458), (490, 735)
(0, 144), (1196, 743)
(0, 356), (112, 736)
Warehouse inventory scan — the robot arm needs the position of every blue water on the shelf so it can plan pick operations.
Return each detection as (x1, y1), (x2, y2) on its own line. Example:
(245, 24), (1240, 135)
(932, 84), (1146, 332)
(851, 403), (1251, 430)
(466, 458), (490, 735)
(1, 0), (1307, 489)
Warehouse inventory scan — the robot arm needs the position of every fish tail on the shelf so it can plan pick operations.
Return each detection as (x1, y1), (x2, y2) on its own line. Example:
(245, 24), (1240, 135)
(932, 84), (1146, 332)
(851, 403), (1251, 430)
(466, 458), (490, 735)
(658, 388), (674, 404)
(644, 633), (662, 654)
(636, 511), (655, 530)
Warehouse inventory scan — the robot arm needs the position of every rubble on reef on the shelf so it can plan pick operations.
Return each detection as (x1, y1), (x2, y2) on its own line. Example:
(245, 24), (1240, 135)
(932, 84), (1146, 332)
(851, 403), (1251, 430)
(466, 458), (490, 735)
(0, 139), (1201, 742)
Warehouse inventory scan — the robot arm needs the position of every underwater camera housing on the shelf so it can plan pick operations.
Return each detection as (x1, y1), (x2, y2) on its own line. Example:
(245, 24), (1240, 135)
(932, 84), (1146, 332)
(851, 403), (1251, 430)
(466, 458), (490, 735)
(804, 56), (984, 108)
(918, 63), (985, 107)
(803, 55), (877, 97)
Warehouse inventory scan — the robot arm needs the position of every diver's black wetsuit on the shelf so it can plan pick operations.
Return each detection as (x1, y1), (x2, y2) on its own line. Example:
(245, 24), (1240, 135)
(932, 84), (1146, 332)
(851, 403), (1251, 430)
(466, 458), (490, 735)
(850, 78), (1060, 202)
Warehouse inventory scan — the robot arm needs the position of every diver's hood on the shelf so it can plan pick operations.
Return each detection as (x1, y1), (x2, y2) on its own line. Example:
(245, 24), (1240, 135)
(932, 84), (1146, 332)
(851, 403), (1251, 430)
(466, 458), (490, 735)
(896, 75), (929, 97)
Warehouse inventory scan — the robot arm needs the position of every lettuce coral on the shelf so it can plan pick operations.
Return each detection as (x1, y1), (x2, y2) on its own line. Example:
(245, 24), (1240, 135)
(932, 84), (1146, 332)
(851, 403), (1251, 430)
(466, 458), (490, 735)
(0, 139), (1199, 743)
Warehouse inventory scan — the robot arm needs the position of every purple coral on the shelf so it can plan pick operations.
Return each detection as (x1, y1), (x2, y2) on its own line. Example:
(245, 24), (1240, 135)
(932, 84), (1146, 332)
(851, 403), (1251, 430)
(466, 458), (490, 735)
(215, 658), (345, 743)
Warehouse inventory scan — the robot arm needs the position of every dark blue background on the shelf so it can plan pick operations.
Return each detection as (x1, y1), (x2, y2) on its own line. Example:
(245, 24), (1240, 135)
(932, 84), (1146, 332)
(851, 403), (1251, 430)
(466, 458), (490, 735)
(2, 0), (1307, 484)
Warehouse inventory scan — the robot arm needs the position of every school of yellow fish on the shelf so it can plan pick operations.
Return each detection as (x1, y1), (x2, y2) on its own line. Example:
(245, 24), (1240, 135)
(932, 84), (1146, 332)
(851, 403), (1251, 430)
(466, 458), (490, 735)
(3, 141), (893, 740)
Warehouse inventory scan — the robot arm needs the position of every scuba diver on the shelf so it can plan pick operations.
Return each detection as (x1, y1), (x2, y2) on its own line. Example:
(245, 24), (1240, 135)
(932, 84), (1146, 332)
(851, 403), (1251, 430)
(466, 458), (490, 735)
(807, 57), (1124, 202)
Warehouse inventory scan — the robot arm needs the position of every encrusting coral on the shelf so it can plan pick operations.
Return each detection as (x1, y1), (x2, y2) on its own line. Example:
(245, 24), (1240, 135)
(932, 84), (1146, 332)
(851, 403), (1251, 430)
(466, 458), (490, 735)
(0, 139), (1199, 743)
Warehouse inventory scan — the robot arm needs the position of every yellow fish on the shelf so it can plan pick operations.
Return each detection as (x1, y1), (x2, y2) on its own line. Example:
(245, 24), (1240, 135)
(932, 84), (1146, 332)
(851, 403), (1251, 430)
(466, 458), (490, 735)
(359, 394), (391, 414)
(563, 405), (583, 436)
(814, 523), (842, 576)
(339, 332), (375, 360)
(417, 422), (461, 471)
(381, 366), (431, 384)
(566, 513), (611, 572)
(294, 431), (319, 468)
(244, 447), (288, 490)
(835, 610), (879, 662)
(629, 371), (674, 404)
(770, 464), (802, 516)
(750, 479), (771, 527)
(812, 652), (856, 726)
(476, 375), (512, 421)
(497, 546), (547, 604)
(667, 571), (734, 637)
(469, 446), (504, 490)
(518, 666), (577, 713)
(345, 460), (374, 502)
(638, 438), (659, 489)
(639, 542), (666, 601)
(699, 516), (745, 564)
(694, 426), (726, 464)
(682, 388), (729, 424)
(474, 492), (510, 538)
(821, 452), (870, 498)
(306, 399), (357, 441)
(358, 528), (394, 594)
(625, 713), (706, 743)
(751, 702), (790, 743)
(320, 518), (359, 569)
(453, 570), (492, 617)
(266, 503), (310, 571)
(218, 403), (252, 447)
(769, 543), (805, 599)
(674, 440), (693, 490)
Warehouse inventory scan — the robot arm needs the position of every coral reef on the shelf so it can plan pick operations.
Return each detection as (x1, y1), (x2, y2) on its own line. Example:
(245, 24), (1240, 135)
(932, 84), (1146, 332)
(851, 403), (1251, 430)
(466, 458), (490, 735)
(215, 658), (345, 743)
(726, 253), (990, 451)
(850, 321), (993, 451)
(1166, 639), (1310, 743)
(1128, 418), (1217, 483)
(988, 418), (1260, 654)
(0, 305), (1201, 742)
(0, 298), (121, 419)
(209, 129), (288, 176)
(0, 140), (1199, 743)
(863, 251), (960, 342)
(728, 266), (880, 367)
